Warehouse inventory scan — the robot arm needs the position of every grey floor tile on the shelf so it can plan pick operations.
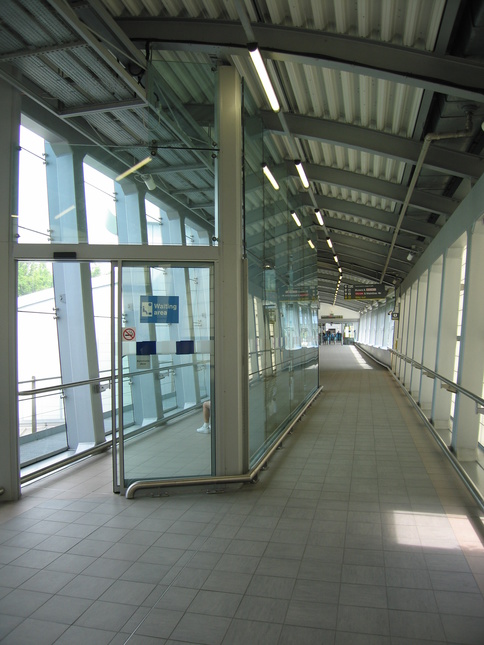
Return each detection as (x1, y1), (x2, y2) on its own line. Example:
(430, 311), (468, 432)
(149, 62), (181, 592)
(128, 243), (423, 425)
(132, 607), (183, 639)
(235, 595), (288, 622)
(0, 613), (24, 640)
(30, 594), (93, 624)
(57, 574), (115, 600)
(337, 605), (389, 636)
(255, 556), (301, 578)
(81, 557), (132, 579)
(285, 599), (338, 630)
(339, 583), (387, 608)
(188, 589), (241, 617)
(98, 579), (156, 605)
(279, 624), (335, 644)
(53, 624), (117, 644)
(245, 574), (295, 600)
(389, 609), (446, 640)
(171, 566), (211, 589)
(201, 569), (252, 594)
(429, 569), (481, 593)
(335, 633), (390, 644)
(441, 613), (484, 644)
(120, 561), (171, 584)
(169, 611), (231, 644)
(0, 588), (51, 617)
(434, 589), (484, 617)
(221, 618), (282, 645)
(292, 578), (340, 604)
(74, 599), (137, 631)
(387, 587), (438, 613)
(342, 563), (385, 586)
(20, 569), (75, 594)
(0, 617), (68, 644)
(9, 548), (60, 570)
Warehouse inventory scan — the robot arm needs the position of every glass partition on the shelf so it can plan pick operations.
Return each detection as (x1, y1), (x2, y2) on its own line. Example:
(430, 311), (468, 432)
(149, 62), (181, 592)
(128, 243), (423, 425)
(244, 99), (319, 466)
(117, 262), (214, 487)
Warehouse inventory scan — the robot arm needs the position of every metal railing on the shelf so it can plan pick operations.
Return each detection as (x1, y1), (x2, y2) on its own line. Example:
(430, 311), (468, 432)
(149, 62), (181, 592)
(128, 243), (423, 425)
(389, 349), (484, 413)
(355, 343), (484, 512)
(125, 385), (324, 498)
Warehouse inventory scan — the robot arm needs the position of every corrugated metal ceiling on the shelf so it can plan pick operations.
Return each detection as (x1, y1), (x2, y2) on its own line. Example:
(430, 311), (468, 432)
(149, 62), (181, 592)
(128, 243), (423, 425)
(0, 0), (483, 309)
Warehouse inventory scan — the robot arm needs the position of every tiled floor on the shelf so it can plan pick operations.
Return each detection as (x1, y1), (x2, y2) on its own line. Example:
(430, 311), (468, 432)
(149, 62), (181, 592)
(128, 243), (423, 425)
(1, 345), (484, 644)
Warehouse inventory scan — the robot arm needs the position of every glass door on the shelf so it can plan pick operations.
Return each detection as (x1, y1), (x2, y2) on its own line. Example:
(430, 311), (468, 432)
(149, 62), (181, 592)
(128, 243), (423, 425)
(113, 261), (214, 493)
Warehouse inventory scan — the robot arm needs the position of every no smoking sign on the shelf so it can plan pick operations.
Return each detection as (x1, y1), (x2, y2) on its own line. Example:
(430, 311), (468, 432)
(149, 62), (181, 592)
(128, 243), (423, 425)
(122, 327), (136, 341)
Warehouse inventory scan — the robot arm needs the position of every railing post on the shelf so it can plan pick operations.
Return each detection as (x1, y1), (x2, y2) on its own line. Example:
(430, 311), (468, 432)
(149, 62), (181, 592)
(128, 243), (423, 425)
(31, 376), (37, 434)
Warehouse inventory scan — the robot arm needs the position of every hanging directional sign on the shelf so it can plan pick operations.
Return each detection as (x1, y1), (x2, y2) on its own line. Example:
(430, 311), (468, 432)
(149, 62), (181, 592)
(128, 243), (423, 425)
(140, 296), (179, 323)
(344, 285), (386, 300)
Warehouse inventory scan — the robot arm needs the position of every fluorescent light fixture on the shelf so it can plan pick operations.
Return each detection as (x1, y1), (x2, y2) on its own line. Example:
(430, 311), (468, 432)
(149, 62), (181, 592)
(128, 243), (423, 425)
(116, 156), (152, 182)
(338, 267), (342, 273)
(262, 164), (279, 190)
(308, 240), (315, 249)
(248, 44), (280, 112)
(143, 174), (156, 191)
(291, 211), (301, 227)
(294, 159), (309, 188)
(333, 255), (339, 263)
(315, 209), (324, 226)
(326, 238), (333, 249)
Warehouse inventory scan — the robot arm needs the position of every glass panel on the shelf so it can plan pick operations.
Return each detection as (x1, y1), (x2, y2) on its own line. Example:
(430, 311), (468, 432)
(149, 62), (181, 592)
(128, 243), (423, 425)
(91, 263), (120, 435)
(145, 199), (165, 245)
(17, 127), (50, 244)
(84, 164), (119, 244)
(17, 261), (66, 465)
(119, 263), (214, 485)
(244, 96), (319, 466)
(18, 260), (116, 469)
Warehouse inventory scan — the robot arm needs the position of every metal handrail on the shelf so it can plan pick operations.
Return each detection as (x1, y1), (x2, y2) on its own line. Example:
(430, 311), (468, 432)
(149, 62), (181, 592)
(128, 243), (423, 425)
(389, 348), (484, 410)
(18, 360), (210, 398)
(355, 343), (484, 512)
(18, 375), (112, 397)
(125, 385), (324, 498)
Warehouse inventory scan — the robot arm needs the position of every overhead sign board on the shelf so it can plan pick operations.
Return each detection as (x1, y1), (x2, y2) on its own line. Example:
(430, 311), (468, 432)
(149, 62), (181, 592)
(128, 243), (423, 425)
(281, 287), (318, 302)
(140, 296), (179, 323)
(344, 285), (386, 300)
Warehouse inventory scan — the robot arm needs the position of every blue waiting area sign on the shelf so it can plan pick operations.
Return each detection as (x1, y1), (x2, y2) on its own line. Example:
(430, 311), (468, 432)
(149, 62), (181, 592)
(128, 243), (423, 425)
(140, 296), (179, 323)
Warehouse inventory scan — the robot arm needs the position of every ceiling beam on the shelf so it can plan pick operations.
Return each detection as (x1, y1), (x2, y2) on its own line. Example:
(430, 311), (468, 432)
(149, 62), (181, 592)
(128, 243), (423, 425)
(119, 18), (484, 103)
(283, 163), (457, 218)
(295, 192), (443, 239)
(262, 112), (484, 180)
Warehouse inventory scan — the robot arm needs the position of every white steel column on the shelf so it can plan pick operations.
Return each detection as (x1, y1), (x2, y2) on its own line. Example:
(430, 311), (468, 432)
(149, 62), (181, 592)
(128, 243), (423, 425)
(452, 220), (484, 460)
(395, 290), (407, 379)
(419, 258), (443, 416)
(431, 245), (463, 433)
(410, 273), (428, 398)
(0, 80), (20, 501)
(214, 66), (246, 475)
(403, 284), (417, 388)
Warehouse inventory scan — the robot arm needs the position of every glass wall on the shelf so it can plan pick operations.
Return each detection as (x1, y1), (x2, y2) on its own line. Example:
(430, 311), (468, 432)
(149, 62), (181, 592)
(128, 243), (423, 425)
(17, 117), (217, 479)
(244, 104), (319, 465)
